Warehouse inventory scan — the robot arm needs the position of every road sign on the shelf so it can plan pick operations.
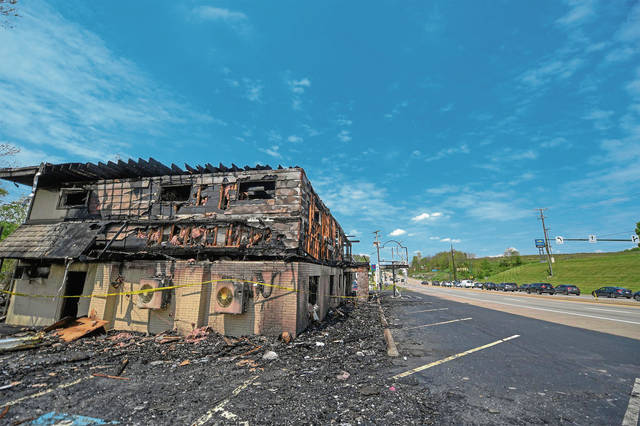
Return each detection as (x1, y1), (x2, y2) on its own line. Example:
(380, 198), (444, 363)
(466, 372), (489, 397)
(535, 239), (545, 248)
(588, 235), (597, 243)
(555, 236), (564, 245)
(632, 235), (639, 244)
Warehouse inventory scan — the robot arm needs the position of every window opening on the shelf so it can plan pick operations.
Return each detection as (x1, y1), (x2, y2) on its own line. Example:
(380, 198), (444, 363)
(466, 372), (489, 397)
(329, 275), (334, 298)
(60, 189), (89, 208)
(160, 185), (191, 202)
(238, 181), (276, 200)
(308, 276), (319, 305)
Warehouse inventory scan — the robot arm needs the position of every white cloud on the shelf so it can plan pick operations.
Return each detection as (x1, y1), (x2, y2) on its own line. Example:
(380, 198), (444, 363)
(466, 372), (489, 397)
(540, 137), (570, 148)
(605, 47), (637, 63)
(556, 0), (596, 27)
(337, 130), (352, 142)
(0, 2), (217, 162)
(389, 229), (406, 236)
(384, 100), (408, 120)
(440, 103), (454, 113)
(193, 6), (251, 36)
(260, 145), (281, 158)
(243, 78), (263, 102)
(520, 58), (583, 88)
(440, 238), (461, 243)
(411, 212), (443, 222)
(425, 144), (470, 162)
(287, 135), (303, 143)
(336, 117), (352, 126)
(582, 109), (614, 130)
(287, 77), (311, 110)
(429, 236), (440, 240)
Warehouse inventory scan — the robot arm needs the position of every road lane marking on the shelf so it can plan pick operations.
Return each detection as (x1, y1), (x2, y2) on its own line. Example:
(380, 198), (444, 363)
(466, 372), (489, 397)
(582, 306), (636, 314)
(3, 376), (91, 407)
(390, 334), (520, 379)
(623, 378), (640, 426)
(404, 317), (472, 330)
(192, 375), (258, 426)
(407, 308), (448, 314)
(423, 291), (640, 325)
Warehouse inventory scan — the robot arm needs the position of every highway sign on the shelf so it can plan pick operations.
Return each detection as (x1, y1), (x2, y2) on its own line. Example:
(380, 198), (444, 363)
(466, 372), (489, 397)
(535, 239), (545, 248)
(632, 235), (639, 244)
(589, 235), (597, 243)
(555, 236), (564, 245)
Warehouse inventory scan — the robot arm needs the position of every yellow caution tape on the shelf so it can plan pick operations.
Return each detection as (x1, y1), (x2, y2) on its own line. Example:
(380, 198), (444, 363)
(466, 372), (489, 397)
(0, 278), (363, 300)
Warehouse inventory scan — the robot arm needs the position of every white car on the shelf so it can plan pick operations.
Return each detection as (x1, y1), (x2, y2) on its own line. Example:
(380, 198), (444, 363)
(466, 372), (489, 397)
(461, 280), (475, 288)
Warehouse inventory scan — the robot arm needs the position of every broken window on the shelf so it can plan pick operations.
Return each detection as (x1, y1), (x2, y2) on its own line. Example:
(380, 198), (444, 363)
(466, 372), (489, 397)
(59, 189), (89, 208)
(160, 185), (191, 202)
(329, 275), (334, 297)
(238, 181), (275, 200)
(308, 276), (319, 305)
(24, 264), (50, 279)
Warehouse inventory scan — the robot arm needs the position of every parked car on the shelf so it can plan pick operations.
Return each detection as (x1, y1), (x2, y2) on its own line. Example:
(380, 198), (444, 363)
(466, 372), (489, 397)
(503, 283), (517, 292)
(518, 284), (530, 292)
(420, 280), (429, 285)
(496, 282), (506, 291)
(633, 290), (640, 301)
(554, 284), (580, 295)
(432, 281), (440, 286)
(592, 286), (632, 299)
(527, 283), (555, 295)
(474, 282), (483, 289)
(483, 282), (497, 290)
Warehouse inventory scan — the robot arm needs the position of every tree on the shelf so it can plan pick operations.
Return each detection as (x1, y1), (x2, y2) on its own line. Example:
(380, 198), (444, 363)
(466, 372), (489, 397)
(0, 196), (28, 239)
(0, 0), (19, 28)
(636, 221), (640, 248)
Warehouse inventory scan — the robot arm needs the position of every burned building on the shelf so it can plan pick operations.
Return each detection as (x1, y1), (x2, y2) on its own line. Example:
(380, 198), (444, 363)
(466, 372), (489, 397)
(0, 159), (363, 337)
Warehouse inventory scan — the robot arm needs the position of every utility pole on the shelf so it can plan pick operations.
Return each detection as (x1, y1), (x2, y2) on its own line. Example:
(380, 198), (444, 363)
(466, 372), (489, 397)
(450, 243), (457, 281)
(373, 230), (382, 292)
(537, 208), (553, 276)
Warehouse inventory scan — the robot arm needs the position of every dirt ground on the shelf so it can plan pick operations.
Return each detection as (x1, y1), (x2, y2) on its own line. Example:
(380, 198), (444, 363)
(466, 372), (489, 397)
(0, 297), (444, 425)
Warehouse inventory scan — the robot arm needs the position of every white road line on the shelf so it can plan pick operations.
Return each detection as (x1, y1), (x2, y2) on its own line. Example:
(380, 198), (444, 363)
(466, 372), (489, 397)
(582, 306), (636, 314)
(623, 378), (640, 426)
(426, 291), (640, 326)
(391, 335), (520, 379)
(407, 308), (448, 314)
(404, 317), (472, 330)
(3, 376), (91, 407)
(191, 375), (258, 426)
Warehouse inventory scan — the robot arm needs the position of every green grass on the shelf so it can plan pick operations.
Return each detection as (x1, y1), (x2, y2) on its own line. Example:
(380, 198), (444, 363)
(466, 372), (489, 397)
(486, 250), (640, 294)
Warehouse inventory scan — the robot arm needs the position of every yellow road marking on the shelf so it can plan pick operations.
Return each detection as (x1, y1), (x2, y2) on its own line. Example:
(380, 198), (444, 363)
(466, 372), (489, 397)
(390, 334), (520, 379)
(404, 317), (472, 330)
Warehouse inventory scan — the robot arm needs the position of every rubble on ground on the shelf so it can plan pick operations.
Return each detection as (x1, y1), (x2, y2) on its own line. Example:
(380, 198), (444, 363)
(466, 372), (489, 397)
(0, 299), (443, 425)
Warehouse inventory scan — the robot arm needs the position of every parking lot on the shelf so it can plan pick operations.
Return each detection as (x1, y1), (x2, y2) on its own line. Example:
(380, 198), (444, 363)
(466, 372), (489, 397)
(384, 291), (640, 425)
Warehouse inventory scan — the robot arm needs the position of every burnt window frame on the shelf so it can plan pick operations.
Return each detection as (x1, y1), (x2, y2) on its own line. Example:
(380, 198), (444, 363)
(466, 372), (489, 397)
(160, 184), (193, 202)
(57, 188), (90, 209)
(237, 180), (276, 201)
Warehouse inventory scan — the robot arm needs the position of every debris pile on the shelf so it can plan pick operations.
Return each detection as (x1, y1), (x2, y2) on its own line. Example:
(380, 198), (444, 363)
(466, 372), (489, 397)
(0, 300), (440, 424)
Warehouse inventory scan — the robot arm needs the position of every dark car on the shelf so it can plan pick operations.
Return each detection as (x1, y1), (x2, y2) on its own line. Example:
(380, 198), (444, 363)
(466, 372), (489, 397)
(555, 284), (580, 295)
(527, 283), (555, 295)
(503, 283), (517, 292)
(432, 281), (440, 286)
(634, 291), (640, 301)
(474, 282), (483, 289)
(518, 284), (530, 292)
(483, 282), (497, 290)
(592, 286), (632, 299)
(420, 281), (428, 285)
(495, 282), (506, 291)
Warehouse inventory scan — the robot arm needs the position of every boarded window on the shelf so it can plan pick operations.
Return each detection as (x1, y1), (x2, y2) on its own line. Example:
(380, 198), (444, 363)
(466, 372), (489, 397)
(60, 189), (89, 208)
(238, 181), (275, 200)
(160, 185), (191, 202)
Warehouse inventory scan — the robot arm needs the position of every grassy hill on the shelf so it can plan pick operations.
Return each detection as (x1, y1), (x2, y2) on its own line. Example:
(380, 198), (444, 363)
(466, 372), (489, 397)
(486, 250), (640, 294)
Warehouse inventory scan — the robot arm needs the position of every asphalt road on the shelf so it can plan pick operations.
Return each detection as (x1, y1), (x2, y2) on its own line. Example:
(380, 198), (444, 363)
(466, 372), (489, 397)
(403, 280), (640, 340)
(384, 291), (640, 425)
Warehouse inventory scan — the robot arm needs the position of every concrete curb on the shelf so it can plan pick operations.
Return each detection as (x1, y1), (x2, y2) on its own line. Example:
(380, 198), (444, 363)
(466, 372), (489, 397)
(376, 296), (399, 357)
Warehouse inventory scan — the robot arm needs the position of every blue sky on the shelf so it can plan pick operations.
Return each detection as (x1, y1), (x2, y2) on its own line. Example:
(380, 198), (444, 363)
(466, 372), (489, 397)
(1, 0), (639, 259)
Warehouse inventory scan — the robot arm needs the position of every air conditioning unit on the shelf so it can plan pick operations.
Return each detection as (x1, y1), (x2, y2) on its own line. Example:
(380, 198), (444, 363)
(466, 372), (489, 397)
(137, 278), (163, 309)
(213, 281), (248, 314)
